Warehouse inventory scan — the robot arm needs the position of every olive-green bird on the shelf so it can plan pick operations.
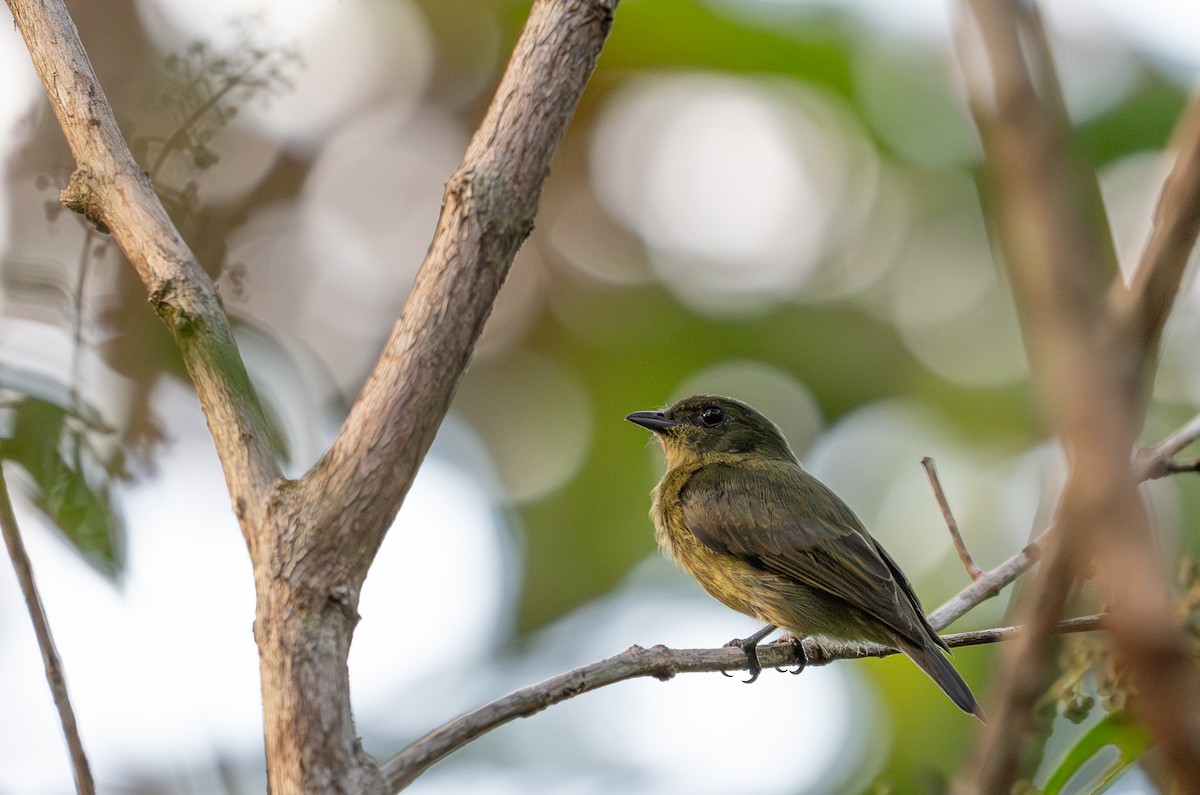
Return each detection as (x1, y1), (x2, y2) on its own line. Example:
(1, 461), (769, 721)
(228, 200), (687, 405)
(627, 394), (982, 718)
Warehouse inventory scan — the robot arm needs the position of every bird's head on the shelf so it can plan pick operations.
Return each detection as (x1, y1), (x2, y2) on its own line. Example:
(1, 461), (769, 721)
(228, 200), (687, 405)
(626, 395), (796, 468)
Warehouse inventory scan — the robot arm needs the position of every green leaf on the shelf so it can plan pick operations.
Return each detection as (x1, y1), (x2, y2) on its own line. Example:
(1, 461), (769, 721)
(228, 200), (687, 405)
(0, 381), (125, 574)
(1041, 712), (1151, 795)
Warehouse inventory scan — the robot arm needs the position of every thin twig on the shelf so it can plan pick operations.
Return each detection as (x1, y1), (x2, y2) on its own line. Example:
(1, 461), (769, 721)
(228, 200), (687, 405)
(922, 457), (983, 580)
(379, 615), (1104, 791)
(929, 527), (1049, 631)
(927, 409), (1200, 632)
(0, 467), (94, 795)
(939, 614), (1102, 648)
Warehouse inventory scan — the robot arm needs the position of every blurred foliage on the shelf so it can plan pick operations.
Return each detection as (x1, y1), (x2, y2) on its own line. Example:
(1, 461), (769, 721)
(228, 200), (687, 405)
(1022, 573), (1200, 795)
(0, 366), (124, 572)
(1040, 712), (1150, 795)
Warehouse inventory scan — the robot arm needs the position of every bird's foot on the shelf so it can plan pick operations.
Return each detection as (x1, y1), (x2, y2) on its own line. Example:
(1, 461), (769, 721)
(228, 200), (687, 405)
(722, 624), (776, 684)
(724, 637), (764, 683)
(774, 633), (807, 675)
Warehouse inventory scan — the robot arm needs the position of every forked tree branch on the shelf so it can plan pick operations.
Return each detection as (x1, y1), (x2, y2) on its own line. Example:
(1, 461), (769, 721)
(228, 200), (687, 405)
(7, 0), (620, 790)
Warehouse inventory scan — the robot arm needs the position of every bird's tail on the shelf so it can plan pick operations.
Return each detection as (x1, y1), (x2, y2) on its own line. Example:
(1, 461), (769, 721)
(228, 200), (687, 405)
(894, 635), (985, 722)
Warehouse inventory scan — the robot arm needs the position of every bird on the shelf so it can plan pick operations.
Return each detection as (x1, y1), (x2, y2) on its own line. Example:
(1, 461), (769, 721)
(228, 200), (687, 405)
(626, 394), (983, 718)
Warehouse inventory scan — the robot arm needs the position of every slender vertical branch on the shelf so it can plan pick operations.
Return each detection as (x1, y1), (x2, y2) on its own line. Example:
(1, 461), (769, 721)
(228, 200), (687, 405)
(0, 467), (94, 795)
(954, 1), (1200, 791)
(1114, 94), (1200, 353)
(921, 457), (983, 580)
(955, 4), (1119, 780)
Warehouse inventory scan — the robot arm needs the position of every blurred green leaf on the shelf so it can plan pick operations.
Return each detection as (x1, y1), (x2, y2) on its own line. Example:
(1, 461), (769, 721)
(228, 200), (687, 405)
(602, 0), (855, 94)
(1079, 75), (1188, 167)
(0, 371), (125, 575)
(1041, 712), (1150, 795)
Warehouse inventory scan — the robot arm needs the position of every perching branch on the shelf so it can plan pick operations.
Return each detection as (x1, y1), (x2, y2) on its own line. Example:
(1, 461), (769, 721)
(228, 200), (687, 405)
(381, 615), (1105, 791)
(383, 385), (1200, 793)
(0, 467), (94, 795)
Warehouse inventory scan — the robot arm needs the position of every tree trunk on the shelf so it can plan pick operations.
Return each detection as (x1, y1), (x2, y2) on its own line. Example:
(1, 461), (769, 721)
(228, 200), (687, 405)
(255, 566), (384, 794)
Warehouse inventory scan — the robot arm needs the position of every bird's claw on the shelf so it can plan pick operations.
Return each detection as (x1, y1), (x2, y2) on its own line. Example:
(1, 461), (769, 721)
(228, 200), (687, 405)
(775, 635), (807, 675)
(724, 636), (764, 684)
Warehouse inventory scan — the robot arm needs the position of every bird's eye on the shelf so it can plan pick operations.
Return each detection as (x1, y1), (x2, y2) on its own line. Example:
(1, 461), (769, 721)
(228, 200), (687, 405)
(700, 406), (725, 427)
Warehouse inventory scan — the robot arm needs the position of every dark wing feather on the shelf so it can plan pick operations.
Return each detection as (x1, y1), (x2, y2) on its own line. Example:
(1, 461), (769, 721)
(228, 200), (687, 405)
(679, 461), (938, 648)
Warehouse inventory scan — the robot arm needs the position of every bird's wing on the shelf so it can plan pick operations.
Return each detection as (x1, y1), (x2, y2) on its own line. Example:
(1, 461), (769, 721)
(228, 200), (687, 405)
(679, 461), (939, 648)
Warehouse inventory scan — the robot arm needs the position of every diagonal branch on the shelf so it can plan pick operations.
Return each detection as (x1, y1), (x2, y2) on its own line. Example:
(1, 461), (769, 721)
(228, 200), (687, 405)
(932, 407), (1200, 632)
(294, 0), (619, 583)
(0, 466), (94, 795)
(1135, 410), (1200, 480)
(5, 0), (282, 525)
(929, 419), (1198, 633)
(1114, 94), (1200, 354)
(929, 527), (1048, 631)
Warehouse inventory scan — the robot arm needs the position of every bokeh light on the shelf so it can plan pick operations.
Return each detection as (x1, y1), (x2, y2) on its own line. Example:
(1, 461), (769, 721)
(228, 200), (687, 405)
(353, 423), (514, 713)
(590, 74), (880, 315)
(1079, 0), (1200, 76)
(453, 351), (594, 504)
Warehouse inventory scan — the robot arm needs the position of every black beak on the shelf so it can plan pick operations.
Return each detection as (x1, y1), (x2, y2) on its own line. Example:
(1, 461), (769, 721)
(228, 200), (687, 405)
(626, 410), (679, 432)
